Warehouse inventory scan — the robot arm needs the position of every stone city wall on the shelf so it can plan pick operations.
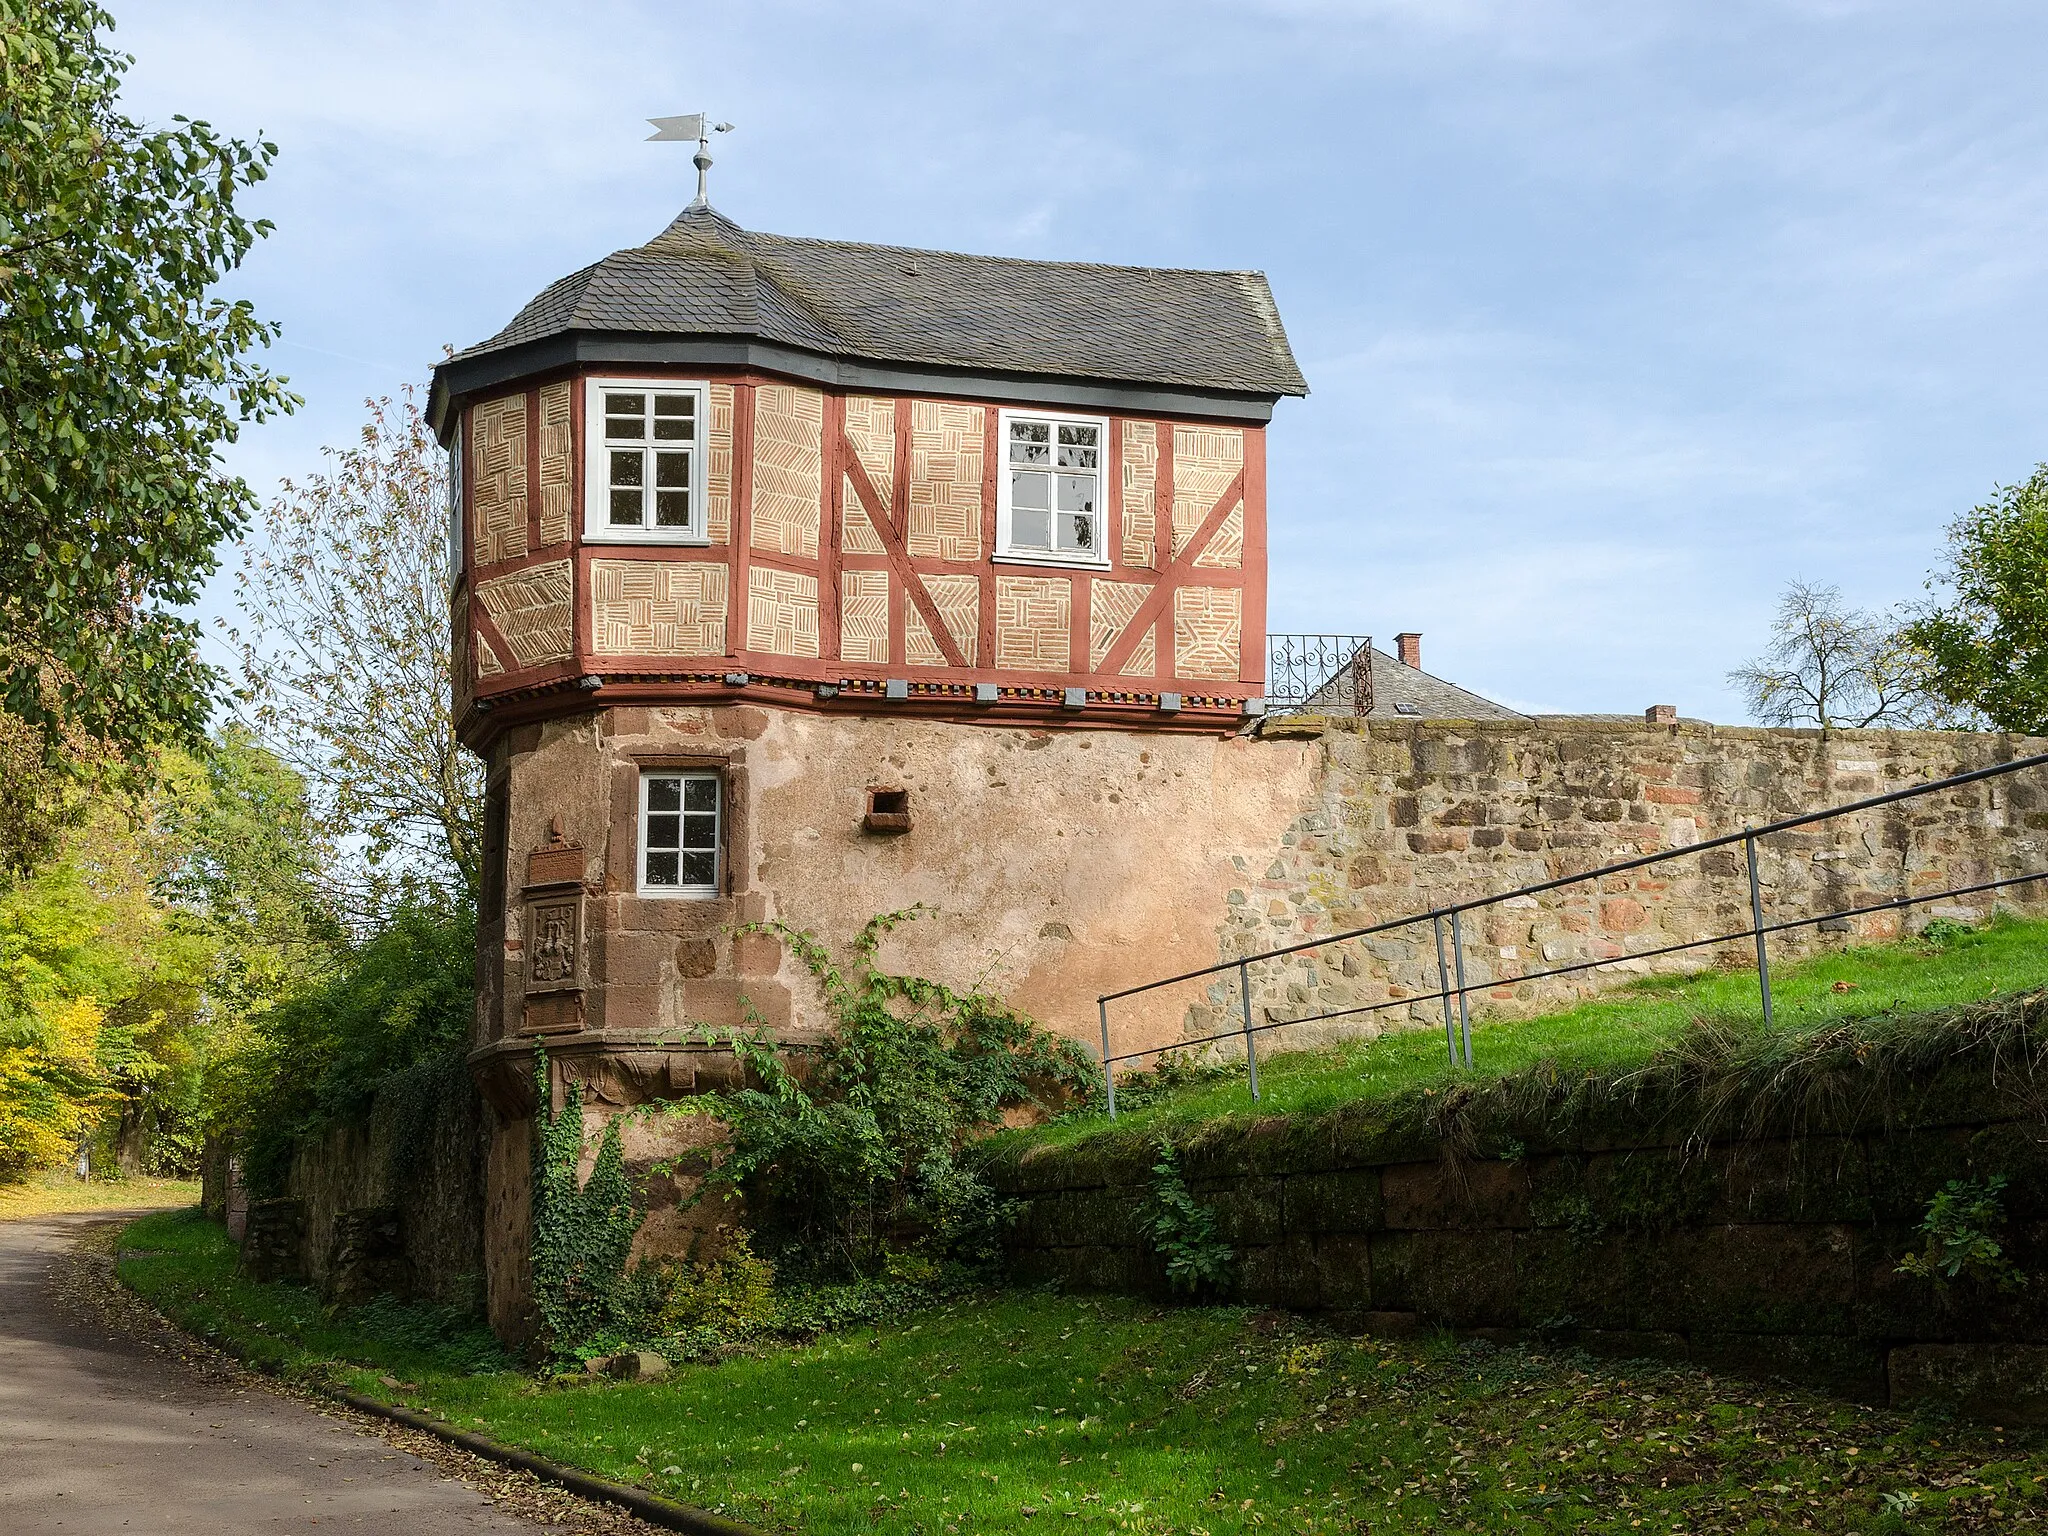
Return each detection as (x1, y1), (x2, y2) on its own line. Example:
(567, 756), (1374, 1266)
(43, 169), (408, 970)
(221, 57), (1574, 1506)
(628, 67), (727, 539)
(1135, 717), (2048, 1060)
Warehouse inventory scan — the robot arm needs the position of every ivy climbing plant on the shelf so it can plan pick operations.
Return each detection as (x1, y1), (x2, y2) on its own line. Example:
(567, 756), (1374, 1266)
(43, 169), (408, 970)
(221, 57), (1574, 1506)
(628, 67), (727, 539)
(528, 1047), (641, 1357)
(668, 907), (1100, 1283)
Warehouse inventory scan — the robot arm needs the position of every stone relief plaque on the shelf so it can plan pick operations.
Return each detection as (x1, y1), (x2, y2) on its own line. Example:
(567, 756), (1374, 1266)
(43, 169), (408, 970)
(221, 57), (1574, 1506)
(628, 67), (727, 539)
(525, 894), (582, 994)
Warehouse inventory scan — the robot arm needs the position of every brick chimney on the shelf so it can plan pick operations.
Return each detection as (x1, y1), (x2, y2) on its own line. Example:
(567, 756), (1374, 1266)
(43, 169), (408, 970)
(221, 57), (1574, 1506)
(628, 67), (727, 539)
(1645, 704), (1677, 724)
(1394, 632), (1422, 669)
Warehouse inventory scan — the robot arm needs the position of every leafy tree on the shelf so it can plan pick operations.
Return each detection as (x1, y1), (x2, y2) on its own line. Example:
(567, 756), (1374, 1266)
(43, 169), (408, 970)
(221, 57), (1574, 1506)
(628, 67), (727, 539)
(1728, 581), (1942, 730)
(0, 1), (295, 757)
(228, 392), (482, 914)
(1902, 465), (2048, 735)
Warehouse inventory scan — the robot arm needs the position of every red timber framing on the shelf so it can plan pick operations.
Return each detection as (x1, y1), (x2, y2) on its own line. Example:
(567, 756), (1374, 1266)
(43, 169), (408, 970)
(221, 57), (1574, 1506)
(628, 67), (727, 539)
(453, 367), (1267, 748)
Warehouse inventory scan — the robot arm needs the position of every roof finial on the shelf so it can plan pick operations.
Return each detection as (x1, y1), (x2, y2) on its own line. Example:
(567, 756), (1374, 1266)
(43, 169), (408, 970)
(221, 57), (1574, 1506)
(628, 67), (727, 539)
(647, 113), (736, 210)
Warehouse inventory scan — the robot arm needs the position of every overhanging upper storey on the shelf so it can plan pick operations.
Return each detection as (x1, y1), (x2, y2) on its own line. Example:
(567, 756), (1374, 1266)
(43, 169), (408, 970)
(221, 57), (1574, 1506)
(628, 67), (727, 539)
(435, 205), (1308, 741)
(429, 206), (1308, 433)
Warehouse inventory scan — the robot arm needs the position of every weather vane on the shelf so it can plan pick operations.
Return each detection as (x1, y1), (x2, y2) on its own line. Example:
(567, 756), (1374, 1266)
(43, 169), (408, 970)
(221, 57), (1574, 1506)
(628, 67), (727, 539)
(647, 113), (736, 209)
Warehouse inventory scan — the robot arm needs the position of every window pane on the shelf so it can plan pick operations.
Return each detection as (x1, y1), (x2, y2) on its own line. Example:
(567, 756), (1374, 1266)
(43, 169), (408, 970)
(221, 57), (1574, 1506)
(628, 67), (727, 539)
(682, 812), (717, 848)
(646, 778), (681, 812)
(1057, 513), (1096, 552)
(1008, 420), (1050, 465)
(645, 850), (680, 886)
(605, 392), (647, 416)
(683, 777), (718, 812)
(653, 395), (696, 441)
(609, 488), (642, 525)
(1056, 424), (1099, 469)
(654, 452), (690, 489)
(610, 450), (644, 488)
(1056, 473), (1095, 514)
(1011, 470), (1050, 510)
(1012, 506), (1051, 549)
(680, 849), (717, 886)
(646, 812), (681, 848)
(606, 415), (645, 442)
(654, 492), (690, 527)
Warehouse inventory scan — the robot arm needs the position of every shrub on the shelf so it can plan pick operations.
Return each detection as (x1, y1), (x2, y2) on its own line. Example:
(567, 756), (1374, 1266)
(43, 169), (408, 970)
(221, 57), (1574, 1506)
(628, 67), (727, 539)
(664, 908), (1100, 1284)
(1898, 1175), (2027, 1292)
(1142, 1137), (1232, 1296)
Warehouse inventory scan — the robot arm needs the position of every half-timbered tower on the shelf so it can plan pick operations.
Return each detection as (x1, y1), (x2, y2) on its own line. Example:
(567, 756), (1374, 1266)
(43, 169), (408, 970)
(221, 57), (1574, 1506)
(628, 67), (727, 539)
(430, 202), (1304, 1331)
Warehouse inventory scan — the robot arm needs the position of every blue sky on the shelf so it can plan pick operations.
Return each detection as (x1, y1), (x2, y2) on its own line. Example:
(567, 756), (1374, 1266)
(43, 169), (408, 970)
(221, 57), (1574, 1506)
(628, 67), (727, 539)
(120, 0), (2048, 718)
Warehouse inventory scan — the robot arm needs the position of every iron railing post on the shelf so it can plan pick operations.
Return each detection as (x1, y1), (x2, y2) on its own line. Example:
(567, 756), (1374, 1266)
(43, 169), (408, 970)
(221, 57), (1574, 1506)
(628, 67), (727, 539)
(1238, 960), (1261, 1100)
(1099, 997), (1117, 1120)
(1450, 907), (1474, 1068)
(1433, 913), (1458, 1066)
(1746, 831), (1774, 1026)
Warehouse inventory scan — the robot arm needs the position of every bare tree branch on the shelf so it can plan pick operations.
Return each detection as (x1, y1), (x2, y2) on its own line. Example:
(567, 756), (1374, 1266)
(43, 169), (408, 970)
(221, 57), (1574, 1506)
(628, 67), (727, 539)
(225, 390), (481, 917)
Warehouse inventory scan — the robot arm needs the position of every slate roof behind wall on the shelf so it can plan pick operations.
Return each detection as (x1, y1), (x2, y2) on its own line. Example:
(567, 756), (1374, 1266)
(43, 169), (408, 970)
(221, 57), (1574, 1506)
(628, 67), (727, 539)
(451, 205), (1309, 399)
(1297, 645), (1528, 721)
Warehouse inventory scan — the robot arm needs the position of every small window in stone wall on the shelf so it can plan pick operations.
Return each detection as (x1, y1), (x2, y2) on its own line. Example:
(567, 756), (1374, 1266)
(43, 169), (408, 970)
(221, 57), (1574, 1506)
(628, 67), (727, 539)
(863, 786), (912, 835)
(640, 770), (722, 895)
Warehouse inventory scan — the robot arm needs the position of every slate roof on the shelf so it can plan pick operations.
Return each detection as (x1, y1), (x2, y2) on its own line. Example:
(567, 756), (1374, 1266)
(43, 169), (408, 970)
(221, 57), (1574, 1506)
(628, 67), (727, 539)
(1295, 645), (1527, 722)
(448, 205), (1308, 400)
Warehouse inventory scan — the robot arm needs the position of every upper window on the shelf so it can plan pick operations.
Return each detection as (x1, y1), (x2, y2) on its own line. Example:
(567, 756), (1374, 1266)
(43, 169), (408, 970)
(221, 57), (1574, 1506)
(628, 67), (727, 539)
(997, 410), (1108, 566)
(584, 378), (708, 543)
(446, 432), (464, 578)
(639, 770), (722, 896)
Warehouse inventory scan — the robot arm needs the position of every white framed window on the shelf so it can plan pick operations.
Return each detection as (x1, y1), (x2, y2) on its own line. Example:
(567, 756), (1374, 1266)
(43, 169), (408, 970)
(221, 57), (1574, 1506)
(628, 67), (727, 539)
(639, 770), (722, 896)
(584, 377), (709, 543)
(446, 431), (465, 579)
(995, 408), (1109, 567)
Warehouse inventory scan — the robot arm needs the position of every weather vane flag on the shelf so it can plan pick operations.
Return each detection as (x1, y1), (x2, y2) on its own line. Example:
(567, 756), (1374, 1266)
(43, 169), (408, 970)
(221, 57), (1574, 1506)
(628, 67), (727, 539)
(648, 113), (735, 209)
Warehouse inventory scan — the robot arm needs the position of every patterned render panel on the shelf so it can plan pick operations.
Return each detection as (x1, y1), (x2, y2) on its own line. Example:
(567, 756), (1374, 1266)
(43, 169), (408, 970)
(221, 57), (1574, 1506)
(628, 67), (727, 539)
(1170, 425), (1244, 560)
(750, 384), (824, 559)
(1120, 421), (1157, 569)
(706, 383), (735, 545)
(906, 574), (980, 667)
(1173, 585), (1242, 681)
(1192, 504), (1245, 569)
(591, 559), (729, 656)
(1089, 579), (1154, 671)
(474, 632), (505, 679)
(994, 575), (1072, 671)
(747, 566), (821, 657)
(841, 395), (893, 553)
(840, 569), (890, 664)
(470, 393), (529, 566)
(475, 558), (574, 668)
(906, 401), (984, 561)
(536, 382), (573, 547)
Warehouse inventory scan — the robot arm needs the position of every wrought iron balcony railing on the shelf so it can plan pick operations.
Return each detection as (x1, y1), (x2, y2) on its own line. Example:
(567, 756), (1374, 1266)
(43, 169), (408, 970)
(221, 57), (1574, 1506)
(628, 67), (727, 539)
(1266, 633), (1372, 714)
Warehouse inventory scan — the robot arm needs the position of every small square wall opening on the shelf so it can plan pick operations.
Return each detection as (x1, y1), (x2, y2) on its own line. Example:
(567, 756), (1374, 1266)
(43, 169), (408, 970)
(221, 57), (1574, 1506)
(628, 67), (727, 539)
(863, 786), (912, 835)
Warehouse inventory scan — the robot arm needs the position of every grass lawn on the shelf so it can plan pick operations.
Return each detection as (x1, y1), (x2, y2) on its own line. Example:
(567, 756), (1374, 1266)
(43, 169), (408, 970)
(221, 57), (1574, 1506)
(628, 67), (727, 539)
(0, 1169), (200, 1221)
(120, 1207), (2044, 1534)
(1012, 915), (2048, 1152)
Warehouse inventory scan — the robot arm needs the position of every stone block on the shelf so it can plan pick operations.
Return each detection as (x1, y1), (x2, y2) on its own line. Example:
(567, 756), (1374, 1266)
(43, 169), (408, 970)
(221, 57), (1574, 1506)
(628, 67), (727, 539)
(1280, 1167), (1383, 1235)
(1238, 1239), (1323, 1309)
(1630, 1224), (1857, 1337)
(324, 1205), (411, 1309)
(1192, 1177), (1283, 1247)
(1889, 1343), (2048, 1423)
(1710, 1139), (1871, 1225)
(1312, 1233), (1372, 1307)
(1382, 1158), (1530, 1229)
(1368, 1229), (1518, 1326)
(1511, 1229), (1638, 1332)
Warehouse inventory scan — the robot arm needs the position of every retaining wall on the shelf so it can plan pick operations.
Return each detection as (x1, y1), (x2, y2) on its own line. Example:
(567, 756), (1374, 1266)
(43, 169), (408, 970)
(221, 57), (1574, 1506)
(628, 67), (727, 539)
(987, 1049), (2048, 1420)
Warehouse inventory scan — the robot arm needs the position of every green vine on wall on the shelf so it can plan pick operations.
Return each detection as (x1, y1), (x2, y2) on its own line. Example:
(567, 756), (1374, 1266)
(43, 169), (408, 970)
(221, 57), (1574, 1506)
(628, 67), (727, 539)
(1141, 1138), (1233, 1296)
(1897, 1175), (2028, 1293)
(529, 1046), (642, 1357)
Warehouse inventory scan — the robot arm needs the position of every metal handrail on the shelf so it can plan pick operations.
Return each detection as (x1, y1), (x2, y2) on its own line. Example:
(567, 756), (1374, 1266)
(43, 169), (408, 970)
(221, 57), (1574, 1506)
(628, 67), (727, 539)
(1096, 749), (2048, 1116)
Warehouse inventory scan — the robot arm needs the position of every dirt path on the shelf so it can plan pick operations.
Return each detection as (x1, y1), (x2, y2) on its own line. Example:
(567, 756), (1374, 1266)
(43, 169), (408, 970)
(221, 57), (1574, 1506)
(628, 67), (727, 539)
(0, 1209), (660, 1534)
